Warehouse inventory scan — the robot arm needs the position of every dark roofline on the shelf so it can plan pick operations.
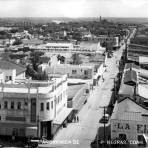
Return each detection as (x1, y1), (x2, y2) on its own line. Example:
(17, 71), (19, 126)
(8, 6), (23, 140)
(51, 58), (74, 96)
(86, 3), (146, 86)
(16, 69), (26, 75)
(123, 69), (137, 85)
(7, 60), (26, 69)
(125, 63), (139, 70)
(0, 60), (26, 75)
(118, 97), (148, 111)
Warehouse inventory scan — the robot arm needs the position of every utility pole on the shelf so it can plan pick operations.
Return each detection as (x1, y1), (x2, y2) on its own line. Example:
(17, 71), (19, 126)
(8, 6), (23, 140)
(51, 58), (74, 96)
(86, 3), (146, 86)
(114, 78), (116, 104)
(97, 126), (98, 148)
(103, 106), (106, 148)
(37, 115), (39, 138)
(99, 106), (107, 148)
(36, 87), (39, 139)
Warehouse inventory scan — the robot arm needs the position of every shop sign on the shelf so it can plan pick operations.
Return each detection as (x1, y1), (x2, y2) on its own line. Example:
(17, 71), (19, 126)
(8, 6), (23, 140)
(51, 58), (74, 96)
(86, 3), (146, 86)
(113, 122), (148, 134)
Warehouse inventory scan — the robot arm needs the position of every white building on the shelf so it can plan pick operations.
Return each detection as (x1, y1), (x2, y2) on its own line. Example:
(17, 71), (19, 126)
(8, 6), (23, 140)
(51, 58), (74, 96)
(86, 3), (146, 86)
(97, 35), (120, 49)
(79, 41), (106, 54)
(39, 42), (74, 52)
(41, 64), (94, 79)
(0, 67), (70, 139)
(111, 97), (148, 143)
(36, 42), (104, 54)
(0, 60), (26, 83)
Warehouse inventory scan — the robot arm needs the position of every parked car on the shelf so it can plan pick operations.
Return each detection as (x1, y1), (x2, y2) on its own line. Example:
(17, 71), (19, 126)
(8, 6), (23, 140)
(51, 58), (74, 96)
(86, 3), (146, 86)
(99, 114), (109, 124)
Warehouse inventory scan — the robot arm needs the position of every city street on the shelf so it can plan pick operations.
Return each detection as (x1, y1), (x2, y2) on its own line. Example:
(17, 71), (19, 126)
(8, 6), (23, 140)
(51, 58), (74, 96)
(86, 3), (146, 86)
(39, 44), (125, 148)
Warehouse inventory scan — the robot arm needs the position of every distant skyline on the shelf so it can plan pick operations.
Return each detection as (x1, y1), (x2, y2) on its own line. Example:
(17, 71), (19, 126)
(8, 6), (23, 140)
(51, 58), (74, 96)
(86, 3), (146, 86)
(0, 0), (148, 18)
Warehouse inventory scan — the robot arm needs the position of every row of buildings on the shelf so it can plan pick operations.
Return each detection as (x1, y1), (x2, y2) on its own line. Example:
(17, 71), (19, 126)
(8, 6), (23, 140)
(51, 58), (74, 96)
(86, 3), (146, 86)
(0, 41), (107, 140)
(110, 27), (148, 144)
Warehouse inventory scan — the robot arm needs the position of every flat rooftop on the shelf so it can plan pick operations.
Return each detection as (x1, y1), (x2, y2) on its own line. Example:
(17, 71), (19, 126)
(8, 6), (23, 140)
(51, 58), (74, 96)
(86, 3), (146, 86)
(68, 84), (85, 100)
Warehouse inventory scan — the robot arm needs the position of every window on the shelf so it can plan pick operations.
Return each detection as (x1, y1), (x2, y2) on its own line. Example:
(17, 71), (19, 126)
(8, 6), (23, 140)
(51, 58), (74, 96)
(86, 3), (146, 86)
(19, 128), (25, 137)
(40, 103), (44, 111)
(17, 102), (21, 110)
(6, 76), (9, 80)
(138, 135), (146, 146)
(119, 134), (126, 140)
(11, 101), (14, 109)
(58, 96), (60, 104)
(4, 101), (8, 109)
(84, 70), (88, 75)
(12, 128), (18, 136)
(24, 102), (28, 106)
(72, 70), (77, 74)
(46, 102), (49, 110)
(51, 101), (53, 109)
(9, 76), (12, 80)
(60, 94), (62, 101)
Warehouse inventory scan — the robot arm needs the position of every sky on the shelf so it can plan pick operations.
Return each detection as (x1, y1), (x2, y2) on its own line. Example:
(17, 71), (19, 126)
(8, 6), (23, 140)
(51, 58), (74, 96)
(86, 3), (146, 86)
(0, 0), (148, 18)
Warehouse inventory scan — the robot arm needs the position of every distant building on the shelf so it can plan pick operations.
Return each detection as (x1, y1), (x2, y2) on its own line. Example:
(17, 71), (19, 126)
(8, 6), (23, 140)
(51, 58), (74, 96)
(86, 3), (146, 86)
(100, 16), (102, 22)
(36, 41), (103, 54)
(44, 64), (94, 79)
(22, 38), (44, 46)
(127, 44), (148, 63)
(97, 35), (120, 49)
(43, 42), (74, 52)
(79, 41), (106, 54)
(0, 60), (26, 83)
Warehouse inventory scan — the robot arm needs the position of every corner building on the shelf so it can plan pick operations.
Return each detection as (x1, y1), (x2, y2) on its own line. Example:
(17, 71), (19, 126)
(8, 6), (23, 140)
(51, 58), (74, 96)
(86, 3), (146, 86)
(0, 74), (69, 139)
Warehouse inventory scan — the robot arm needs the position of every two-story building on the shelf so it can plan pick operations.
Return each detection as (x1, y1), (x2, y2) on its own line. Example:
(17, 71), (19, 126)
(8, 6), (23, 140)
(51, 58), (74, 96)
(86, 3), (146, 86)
(97, 35), (120, 50)
(0, 70), (70, 140)
(0, 60), (26, 83)
(42, 64), (94, 79)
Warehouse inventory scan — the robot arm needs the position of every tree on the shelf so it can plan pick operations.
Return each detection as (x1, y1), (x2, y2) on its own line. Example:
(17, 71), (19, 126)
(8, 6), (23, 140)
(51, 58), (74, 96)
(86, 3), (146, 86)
(26, 65), (48, 80)
(70, 53), (82, 65)
(57, 55), (65, 64)
(26, 65), (37, 77)
(30, 51), (44, 71)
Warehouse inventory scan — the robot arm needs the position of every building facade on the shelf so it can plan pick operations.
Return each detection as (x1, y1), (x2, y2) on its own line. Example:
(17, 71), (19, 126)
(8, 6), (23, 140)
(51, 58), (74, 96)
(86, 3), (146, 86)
(98, 35), (120, 49)
(43, 64), (94, 79)
(111, 98), (148, 142)
(0, 73), (69, 139)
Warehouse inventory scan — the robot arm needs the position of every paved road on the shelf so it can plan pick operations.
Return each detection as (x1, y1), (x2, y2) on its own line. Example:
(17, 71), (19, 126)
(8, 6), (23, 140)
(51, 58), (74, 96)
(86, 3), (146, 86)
(39, 45), (125, 148)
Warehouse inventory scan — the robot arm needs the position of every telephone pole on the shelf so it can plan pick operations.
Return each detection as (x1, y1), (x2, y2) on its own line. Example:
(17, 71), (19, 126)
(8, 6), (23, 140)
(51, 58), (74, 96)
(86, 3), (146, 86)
(99, 106), (107, 148)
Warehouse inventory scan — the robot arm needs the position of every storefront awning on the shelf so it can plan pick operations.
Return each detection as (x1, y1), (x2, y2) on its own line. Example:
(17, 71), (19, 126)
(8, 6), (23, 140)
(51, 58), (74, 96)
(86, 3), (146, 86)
(53, 108), (72, 125)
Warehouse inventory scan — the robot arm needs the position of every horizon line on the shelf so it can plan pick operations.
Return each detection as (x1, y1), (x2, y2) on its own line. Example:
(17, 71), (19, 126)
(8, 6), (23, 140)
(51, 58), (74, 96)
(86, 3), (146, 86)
(0, 16), (148, 19)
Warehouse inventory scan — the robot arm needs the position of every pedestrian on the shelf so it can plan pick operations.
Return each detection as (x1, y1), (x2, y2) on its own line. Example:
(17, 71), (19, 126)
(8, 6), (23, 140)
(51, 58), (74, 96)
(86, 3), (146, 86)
(77, 116), (79, 122)
(74, 116), (76, 122)
(102, 76), (104, 82)
(91, 85), (93, 90)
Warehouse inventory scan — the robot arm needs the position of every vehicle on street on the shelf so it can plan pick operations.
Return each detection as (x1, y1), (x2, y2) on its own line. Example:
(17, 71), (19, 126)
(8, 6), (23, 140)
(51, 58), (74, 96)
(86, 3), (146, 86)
(99, 114), (109, 124)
